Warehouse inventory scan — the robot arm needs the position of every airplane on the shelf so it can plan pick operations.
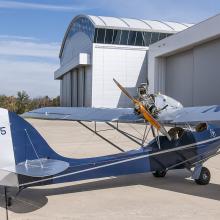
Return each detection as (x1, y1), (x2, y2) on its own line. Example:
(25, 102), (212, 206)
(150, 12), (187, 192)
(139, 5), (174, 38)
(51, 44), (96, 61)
(1, 79), (220, 208)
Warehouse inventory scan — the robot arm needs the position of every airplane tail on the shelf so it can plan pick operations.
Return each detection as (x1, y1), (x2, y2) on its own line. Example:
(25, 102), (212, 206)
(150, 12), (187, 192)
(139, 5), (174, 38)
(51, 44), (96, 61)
(0, 108), (69, 187)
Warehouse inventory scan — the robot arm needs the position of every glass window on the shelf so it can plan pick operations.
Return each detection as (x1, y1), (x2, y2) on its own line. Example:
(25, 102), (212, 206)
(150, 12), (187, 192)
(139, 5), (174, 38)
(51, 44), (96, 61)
(135, 32), (144, 46)
(166, 33), (173, 37)
(105, 29), (114, 44)
(120, 30), (129, 45)
(143, 32), (152, 46)
(112, 30), (122, 44)
(158, 33), (167, 41)
(127, 31), (137, 45)
(150, 32), (159, 44)
(96, 29), (106, 43)
(65, 17), (95, 42)
(94, 29), (99, 43)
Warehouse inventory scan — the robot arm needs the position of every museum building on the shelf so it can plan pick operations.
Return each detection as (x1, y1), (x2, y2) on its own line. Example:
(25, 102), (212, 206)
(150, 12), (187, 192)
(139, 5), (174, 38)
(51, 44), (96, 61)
(55, 15), (192, 107)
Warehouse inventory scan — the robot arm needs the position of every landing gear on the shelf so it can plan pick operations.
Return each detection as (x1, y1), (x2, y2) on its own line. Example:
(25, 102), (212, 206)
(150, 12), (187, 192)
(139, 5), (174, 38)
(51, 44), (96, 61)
(195, 167), (211, 185)
(7, 197), (12, 207)
(4, 187), (10, 220)
(152, 170), (167, 178)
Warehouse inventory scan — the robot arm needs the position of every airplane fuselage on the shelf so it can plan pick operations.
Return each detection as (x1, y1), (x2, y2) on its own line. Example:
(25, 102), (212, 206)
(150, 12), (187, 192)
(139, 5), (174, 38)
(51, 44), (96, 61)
(17, 124), (220, 188)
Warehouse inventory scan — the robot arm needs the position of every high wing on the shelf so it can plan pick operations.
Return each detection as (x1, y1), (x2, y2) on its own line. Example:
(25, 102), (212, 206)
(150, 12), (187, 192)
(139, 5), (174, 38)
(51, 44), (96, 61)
(22, 107), (144, 123)
(23, 105), (220, 125)
(159, 105), (220, 124)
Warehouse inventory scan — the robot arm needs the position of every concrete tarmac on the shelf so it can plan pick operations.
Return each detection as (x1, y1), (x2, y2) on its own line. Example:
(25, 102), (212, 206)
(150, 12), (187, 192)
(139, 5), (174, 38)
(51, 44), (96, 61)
(1, 119), (220, 220)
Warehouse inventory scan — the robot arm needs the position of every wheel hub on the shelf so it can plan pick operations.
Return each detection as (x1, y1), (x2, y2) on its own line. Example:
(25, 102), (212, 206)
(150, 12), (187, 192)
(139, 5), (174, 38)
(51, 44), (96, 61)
(202, 173), (208, 180)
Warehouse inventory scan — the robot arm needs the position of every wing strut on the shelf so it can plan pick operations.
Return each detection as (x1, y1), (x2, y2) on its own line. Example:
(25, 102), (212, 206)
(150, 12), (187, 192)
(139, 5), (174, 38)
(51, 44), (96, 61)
(113, 79), (171, 141)
(78, 121), (125, 152)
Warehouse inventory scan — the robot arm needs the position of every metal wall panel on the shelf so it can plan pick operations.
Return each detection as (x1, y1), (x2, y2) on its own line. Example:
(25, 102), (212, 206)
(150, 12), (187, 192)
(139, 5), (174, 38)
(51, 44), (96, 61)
(62, 67), (92, 107)
(166, 50), (194, 106)
(78, 67), (85, 107)
(60, 80), (64, 106)
(92, 45), (148, 107)
(71, 69), (78, 107)
(66, 72), (72, 107)
(61, 75), (67, 106)
(60, 72), (71, 107)
(61, 32), (92, 67)
(165, 38), (220, 107)
(84, 66), (92, 107)
(193, 38), (220, 106)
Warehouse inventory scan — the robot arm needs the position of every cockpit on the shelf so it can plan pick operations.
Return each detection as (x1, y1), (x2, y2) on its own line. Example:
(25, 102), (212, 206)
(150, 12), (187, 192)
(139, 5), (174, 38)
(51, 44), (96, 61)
(146, 123), (209, 151)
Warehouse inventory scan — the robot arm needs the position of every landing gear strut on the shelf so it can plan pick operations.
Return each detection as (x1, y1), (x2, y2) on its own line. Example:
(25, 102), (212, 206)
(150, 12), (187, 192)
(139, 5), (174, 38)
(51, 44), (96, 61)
(152, 170), (167, 178)
(195, 167), (211, 185)
(6, 196), (12, 207)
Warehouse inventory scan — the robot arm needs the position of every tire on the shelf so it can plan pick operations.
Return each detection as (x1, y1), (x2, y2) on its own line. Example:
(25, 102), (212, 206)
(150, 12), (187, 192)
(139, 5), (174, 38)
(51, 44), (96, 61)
(195, 167), (211, 185)
(152, 170), (167, 178)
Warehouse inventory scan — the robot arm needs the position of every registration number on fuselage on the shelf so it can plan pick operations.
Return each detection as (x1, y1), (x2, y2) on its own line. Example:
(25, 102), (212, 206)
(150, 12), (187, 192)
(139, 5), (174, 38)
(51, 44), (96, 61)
(209, 128), (216, 138)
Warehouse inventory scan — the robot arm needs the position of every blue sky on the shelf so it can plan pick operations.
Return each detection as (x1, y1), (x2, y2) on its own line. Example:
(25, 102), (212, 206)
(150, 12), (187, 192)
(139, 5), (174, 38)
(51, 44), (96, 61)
(0, 0), (220, 97)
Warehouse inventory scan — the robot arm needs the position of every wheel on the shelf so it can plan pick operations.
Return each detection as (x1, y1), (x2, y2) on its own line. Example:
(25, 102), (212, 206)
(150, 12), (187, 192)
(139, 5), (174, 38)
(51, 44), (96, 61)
(152, 170), (167, 178)
(195, 167), (211, 185)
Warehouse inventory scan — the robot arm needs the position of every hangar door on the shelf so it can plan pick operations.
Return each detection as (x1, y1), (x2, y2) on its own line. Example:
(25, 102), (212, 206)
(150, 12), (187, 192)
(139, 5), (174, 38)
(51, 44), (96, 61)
(60, 68), (85, 107)
(71, 66), (92, 107)
(71, 68), (85, 107)
(165, 38), (220, 106)
(166, 50), (193, 106)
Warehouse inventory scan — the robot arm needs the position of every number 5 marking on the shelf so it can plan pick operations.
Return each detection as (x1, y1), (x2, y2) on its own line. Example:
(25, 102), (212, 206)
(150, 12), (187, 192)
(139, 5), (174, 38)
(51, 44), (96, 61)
(0, 127), (6, 135)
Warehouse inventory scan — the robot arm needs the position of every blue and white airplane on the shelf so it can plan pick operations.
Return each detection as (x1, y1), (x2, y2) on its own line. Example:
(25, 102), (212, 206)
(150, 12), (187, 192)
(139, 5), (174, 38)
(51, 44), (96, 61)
(1, 80), (220, 206)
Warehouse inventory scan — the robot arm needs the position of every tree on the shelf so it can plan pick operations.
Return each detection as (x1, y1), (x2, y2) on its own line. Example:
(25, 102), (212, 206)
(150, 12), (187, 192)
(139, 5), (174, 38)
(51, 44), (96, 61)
(0, 95), (17, 112)
(0, 91), (60, 114)
(16, 91), (30, 114)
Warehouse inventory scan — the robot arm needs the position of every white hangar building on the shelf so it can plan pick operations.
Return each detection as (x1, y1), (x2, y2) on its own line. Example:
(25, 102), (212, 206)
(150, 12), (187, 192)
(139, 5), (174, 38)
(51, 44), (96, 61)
(149, 14), (220, 107)
(55, 15), (192, 107)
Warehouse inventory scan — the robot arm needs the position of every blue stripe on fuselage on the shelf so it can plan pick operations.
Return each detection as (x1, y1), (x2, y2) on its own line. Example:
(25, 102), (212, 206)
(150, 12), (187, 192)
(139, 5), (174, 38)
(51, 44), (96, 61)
(194, 124), (220, 162)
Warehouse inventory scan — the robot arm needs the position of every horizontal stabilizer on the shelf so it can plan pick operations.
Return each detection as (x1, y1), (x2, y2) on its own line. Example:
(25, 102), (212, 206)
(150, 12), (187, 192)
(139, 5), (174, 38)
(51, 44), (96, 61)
(2, 159), (69, 177)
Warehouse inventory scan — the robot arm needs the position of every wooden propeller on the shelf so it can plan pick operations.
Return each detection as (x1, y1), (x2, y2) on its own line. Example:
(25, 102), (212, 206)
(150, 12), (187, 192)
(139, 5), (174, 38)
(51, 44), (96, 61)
(113, 78), (171, 141)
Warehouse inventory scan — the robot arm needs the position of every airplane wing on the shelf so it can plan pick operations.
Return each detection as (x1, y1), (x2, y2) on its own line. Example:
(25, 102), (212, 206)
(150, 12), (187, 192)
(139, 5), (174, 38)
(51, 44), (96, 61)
(23, 105), (220, 125)
(22, 107), (144, 123)
(159, 105), (220, 124)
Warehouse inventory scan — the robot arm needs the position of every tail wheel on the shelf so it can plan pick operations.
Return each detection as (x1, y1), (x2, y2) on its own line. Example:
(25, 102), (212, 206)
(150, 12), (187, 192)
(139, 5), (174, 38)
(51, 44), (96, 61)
(152, 170), (167, 178)
(195, 167), (211, 185)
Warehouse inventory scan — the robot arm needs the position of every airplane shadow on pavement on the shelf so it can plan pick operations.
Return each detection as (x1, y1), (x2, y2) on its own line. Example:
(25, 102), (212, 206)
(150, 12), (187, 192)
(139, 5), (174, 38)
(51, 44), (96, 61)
(1, 169), (220, 214)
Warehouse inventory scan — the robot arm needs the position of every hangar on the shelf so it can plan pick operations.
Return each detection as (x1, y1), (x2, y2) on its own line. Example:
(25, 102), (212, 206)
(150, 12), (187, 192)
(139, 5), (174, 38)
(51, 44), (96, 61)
(55, 15), (192, 107)
(149, 14), (220, 107)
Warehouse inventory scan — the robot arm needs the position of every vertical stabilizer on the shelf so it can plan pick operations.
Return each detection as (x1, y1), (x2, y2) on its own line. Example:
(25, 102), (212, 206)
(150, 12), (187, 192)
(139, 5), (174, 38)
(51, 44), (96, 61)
(0, 108), (18, 186)
(0, 108), (69, 187)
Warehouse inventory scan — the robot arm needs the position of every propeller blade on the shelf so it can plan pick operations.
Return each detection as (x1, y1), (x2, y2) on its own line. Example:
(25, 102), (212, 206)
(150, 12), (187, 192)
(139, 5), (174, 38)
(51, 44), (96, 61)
(113, 78), (171, 141)
(113, 78), (138, 103)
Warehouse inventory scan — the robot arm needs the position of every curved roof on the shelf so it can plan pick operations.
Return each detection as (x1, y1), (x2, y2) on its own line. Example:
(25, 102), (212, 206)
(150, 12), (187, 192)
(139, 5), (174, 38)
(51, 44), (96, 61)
(60, 15), (194, 57)
(86, 15), (193, 32)
(88, 15), (193, 32)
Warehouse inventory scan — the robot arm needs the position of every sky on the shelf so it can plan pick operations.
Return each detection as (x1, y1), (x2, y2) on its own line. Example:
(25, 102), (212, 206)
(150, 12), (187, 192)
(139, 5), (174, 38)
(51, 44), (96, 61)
(0, 0), (220, 98)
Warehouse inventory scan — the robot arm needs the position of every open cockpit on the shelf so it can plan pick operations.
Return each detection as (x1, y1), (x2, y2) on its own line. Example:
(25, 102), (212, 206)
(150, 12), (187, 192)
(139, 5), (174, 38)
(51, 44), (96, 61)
(145, 123), (209, 151)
